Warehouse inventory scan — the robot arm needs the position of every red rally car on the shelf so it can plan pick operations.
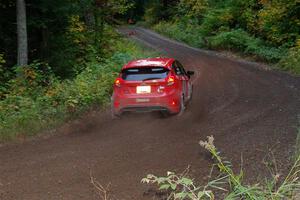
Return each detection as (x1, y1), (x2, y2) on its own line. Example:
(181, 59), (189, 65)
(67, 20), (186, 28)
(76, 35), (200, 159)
(111, 57), (194, 117)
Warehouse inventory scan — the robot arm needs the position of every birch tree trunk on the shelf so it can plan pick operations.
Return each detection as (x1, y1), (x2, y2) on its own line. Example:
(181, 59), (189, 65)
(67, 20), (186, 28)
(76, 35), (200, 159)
(17, 0), (28, 66)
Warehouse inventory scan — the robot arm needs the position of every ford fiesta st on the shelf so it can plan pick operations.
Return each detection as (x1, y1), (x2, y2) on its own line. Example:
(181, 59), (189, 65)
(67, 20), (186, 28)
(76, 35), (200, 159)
(111, 57), (194, 117)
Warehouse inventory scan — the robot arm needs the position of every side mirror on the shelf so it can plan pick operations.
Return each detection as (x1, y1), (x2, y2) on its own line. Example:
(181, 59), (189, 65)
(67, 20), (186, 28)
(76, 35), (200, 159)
(187, 71), (195, 76)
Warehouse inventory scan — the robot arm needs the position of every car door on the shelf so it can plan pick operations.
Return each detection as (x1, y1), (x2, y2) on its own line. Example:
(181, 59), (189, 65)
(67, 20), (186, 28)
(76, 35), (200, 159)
(177, 61), (190, 100)
(173, 61), (188, 99)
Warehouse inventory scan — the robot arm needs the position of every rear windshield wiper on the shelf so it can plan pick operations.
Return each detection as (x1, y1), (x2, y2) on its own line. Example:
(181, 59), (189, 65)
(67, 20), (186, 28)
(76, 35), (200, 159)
(142, 77), (161, 81)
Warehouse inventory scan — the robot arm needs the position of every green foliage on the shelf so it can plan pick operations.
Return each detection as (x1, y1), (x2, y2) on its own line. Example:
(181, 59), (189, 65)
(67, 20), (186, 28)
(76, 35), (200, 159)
(295, 123), (300, 158)
(177, 0), (209, 19)
(278, 46), (300, 75)
(257, 0), (300, 46)
(48, 15), (95, 77)
(209, 29), (254, 51)
(143, 136), (300, 199)
(0, 35), (157, 140)
(209, 29), (285, 62)
(143, 0), (164, 25)
(0, 53), (9, 97)
(143, 0), (178, 25)
(1, 0), (133, 79)
(0, 53), (5, 66)
(153, 21), (206, 48)
(199, 8), (234, 36)
(142, 171), (216, 199)
(142, 0), (300, 74)
(154, 21), (285, 63)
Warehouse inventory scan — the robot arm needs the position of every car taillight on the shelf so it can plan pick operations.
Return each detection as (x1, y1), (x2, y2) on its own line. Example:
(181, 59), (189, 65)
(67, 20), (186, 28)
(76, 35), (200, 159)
(167, 75), (175, 85)
(114, 78), (122, 87)
(157, 86), (165, 93)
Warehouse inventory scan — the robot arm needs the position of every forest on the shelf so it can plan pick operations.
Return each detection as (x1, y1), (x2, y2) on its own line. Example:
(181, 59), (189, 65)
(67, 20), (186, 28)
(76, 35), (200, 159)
(138, 0), (300, 73)
(0, 0), (299, 139)
(0, 0), (151, 139)
(0, 1), (300, 200)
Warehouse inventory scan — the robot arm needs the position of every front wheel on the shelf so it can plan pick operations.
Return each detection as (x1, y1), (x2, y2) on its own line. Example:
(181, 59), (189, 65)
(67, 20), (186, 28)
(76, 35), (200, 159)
(188, 85), (193, 101)
(178, 95), (185, 116)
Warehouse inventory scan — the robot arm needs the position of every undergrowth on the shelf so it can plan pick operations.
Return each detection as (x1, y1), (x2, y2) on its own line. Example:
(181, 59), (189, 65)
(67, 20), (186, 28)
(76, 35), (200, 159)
(142, 136), (300, 199)
(0, 34), (158, 140)
(152, 21), (300, 75)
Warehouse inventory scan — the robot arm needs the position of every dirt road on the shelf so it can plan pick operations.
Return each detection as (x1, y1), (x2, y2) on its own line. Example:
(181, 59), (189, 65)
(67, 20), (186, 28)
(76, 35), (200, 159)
(0, 27), (299, 200)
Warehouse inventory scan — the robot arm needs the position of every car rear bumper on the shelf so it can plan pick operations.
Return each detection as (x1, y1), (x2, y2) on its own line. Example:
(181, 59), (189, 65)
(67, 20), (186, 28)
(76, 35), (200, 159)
(112, 93), (180, 114)
(121, 106), (169, 113)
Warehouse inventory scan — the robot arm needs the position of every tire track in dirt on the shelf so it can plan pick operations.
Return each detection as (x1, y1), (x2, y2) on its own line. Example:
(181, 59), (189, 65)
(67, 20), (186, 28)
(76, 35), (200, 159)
(0, 27), (299, 200)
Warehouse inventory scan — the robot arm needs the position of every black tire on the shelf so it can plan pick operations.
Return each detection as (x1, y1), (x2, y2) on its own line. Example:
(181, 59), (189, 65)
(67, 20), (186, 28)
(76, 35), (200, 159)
(111, 112), (121, 120)
(111, 111), (121, 120)
(178, 95), (185, 116)
(111, 102), (121, 120)
(189, 85), (193, 101)
(160, 111), (170, 118)
(186, 85), (193, 108)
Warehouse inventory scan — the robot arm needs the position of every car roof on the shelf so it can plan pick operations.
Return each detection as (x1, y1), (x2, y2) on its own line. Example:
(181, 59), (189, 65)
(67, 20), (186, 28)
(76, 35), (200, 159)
(122, 57), (175, 70)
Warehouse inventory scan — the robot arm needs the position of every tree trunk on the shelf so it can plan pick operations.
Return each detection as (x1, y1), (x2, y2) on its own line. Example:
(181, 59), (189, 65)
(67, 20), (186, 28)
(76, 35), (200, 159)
(84, 9), (95, 29)
(93, 6), (104, 55)
(41, 28), (49, 60)
(17, 0), (28, 66)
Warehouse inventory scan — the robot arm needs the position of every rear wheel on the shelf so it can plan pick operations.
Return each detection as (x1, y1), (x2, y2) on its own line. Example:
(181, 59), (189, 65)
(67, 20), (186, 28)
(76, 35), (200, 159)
(111, 110), (121, 120)
(111, 101), (121, 120)
(160, 110), (170, 118)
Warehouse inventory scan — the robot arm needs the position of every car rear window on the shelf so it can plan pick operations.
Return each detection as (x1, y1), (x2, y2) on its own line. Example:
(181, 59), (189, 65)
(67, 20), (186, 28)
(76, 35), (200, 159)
(122, 67), (169, 81)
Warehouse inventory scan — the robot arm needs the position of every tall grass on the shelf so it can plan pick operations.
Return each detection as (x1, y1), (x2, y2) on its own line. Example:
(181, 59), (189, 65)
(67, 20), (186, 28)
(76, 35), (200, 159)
(295, 122), (300, 159)
(142, 135), (300, 199)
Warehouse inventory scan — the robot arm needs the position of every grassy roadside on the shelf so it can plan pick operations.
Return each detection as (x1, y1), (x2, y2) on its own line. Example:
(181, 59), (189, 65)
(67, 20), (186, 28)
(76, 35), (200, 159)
(0, 32), (158, 141)
(295, 123), (300, 159)
(147, 21), (300, 76)
(142, 134), (300, 200)
(130, 23), (300, 199)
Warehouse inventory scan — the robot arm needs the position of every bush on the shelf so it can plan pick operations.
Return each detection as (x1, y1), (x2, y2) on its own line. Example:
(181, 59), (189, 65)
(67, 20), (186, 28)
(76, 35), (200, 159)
(0, 37), (158, 140)
(208, 29), (285, 62)
(0, 53), (8, 98)
(209, 29), (254, 51)
(144, 0), (164, 25)
(246, 44), (284, 63)
(153, 21), (205, 48)
(153, 22), (285, 63)
(278, 46), (300, 75)
(199, 8), (234, 37)
(143, 136), (300, 199)
(177, 0), (209, 19)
